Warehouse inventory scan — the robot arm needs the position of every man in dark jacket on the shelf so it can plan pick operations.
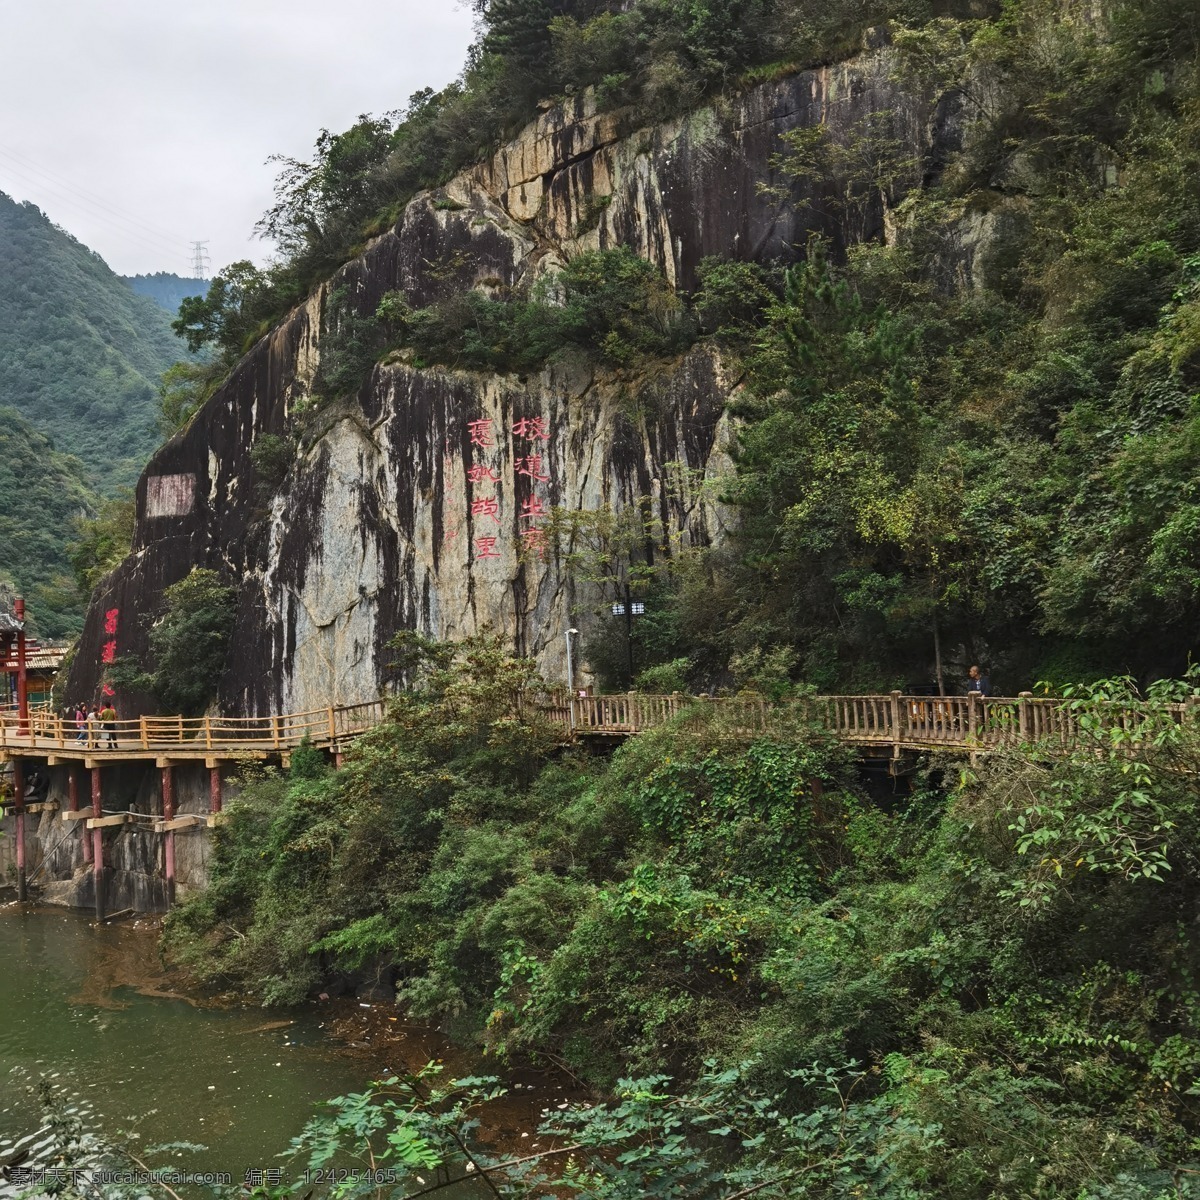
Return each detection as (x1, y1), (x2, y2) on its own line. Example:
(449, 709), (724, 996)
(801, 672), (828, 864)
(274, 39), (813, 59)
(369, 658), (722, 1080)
(967, 665), (991, 696)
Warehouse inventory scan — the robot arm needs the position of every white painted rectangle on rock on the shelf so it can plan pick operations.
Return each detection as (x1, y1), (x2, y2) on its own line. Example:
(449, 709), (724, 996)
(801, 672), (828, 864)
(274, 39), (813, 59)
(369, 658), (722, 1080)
(146, 473), (196, 518)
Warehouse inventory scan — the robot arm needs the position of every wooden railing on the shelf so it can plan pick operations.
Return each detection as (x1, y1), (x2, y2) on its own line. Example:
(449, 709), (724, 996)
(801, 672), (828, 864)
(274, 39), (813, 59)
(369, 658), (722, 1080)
(1, 690), (1190, 759)
(565, 690), (1197, 752)
(0, 701), (387, 754)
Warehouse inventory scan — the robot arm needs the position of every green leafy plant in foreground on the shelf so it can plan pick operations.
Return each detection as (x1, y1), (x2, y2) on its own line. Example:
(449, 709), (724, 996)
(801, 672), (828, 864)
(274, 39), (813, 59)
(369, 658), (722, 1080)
(283, 1057), (1200, 1199)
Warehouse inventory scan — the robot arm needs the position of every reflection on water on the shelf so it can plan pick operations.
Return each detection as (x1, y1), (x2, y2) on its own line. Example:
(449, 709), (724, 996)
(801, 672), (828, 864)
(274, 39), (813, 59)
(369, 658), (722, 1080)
(0, 902), (373, 1185)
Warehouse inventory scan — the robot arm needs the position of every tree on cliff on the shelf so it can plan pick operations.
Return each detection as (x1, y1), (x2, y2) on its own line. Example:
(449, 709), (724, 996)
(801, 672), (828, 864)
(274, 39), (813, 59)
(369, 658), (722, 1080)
(107, 568), (236, 715)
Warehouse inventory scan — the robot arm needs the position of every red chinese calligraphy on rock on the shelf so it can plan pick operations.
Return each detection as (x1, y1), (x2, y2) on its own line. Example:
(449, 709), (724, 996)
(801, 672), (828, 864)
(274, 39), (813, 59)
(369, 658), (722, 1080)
(475, 536), (502, 559)
(471, 497), (500, 525)
(466, 465), (502, 485)
(515, 455), (550, 481)
(512, 416), (549, 442)
(520, 526), (548, 553)
(104, 608), (120, 636)
(467, 418), (496, 448)
(520, 496), (548, 521)
(102, 684), (115, 698)
(101, 640), (117, 664)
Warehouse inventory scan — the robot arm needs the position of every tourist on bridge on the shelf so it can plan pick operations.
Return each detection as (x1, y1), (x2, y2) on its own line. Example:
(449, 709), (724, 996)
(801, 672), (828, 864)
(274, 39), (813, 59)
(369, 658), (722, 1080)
(86, 705), (100, 749)
(74, 705), (87, 743)
(98, 701), (118, 748)
(967, 665), (991, 696)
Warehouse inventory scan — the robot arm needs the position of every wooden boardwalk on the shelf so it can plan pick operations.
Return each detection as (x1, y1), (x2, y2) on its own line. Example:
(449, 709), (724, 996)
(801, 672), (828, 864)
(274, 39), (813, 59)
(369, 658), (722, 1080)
(564, 690), (1146, 754)
(2, 688), (1181, 918)
(1, 689), (1178, 766)
(0, 702), (386, 765)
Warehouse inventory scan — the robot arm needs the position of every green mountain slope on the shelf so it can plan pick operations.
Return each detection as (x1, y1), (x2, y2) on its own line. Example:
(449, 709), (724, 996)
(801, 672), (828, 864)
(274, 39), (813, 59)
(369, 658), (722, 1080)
(0, 406), (95, 637)
(124, 271), (208, 314)
(0, 192), (182, 490)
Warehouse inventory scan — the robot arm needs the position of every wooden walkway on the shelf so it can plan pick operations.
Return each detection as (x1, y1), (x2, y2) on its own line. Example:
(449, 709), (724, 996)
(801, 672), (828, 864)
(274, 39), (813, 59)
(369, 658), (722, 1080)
(2, 688), (1179, 919)
(0, 702), (386, 765)
(1, 690), (1178, 766)
(563, 690), (1149, 753)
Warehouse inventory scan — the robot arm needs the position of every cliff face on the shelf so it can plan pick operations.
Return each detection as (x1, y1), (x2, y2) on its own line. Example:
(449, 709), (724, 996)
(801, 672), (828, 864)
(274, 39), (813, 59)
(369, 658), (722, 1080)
(68, 38), (953, 715)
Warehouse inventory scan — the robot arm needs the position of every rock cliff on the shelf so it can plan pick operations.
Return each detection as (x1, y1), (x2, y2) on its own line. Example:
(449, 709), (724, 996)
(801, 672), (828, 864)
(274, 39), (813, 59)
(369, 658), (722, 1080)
(68, 37), (955, 715)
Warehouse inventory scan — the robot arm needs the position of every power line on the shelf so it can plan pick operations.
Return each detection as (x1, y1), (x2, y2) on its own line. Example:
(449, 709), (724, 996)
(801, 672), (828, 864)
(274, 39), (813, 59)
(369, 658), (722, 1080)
(0, 140), (186, 249)
(0, 159), (191, 267)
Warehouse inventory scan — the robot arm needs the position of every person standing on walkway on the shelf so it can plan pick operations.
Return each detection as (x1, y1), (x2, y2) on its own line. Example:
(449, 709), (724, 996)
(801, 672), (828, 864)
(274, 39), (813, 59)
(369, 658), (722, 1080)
(98, 701), (118, 748)
(86, 705), (100, 749)
(75, 705), (87, 743)
(967, 665), (991, 696)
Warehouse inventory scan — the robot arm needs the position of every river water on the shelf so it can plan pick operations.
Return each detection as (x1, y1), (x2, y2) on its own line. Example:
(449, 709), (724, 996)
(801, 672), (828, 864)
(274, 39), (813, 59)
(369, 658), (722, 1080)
(0, 902), (381, 1185)
(2, 901), (573, 1195)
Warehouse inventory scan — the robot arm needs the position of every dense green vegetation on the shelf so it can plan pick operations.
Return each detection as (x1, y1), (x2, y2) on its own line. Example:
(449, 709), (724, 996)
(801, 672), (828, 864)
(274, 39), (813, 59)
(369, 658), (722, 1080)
(0, 192), (182, 488)
(308, 247), (687, 397)
(0, 407), (96, 637)
(168, 638), (1200, 1195)
(107, 568), (236, 714)
(122, 271), (207, 314)
(0, 193), (186, 633)
(674, 0), (1200, 691)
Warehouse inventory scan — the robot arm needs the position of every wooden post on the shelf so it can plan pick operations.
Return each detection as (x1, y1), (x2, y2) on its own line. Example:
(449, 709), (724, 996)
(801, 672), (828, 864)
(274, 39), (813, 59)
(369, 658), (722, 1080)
(272, 715), (282, 749)
(203, 716), (212, 750)
(1018, 691), (1033, 743)
(890, 691), (903, 759)
(327, 706), (337, 745)
(334, 751), (345, 769)
(162, 766), (175, 906)
(14, 596), (28, 736)
(967, 692), (979, 745)
(91, 765), (104, 922)
(12, 758), (26, 902)
(209, 765), (222, 815)
(140, 716), (149, 750)
(69, 766), (90, 865)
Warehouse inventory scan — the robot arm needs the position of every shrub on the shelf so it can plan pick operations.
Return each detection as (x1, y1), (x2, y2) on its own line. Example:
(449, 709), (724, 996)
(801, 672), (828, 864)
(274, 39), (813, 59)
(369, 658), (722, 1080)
(108, 568), (236, 716)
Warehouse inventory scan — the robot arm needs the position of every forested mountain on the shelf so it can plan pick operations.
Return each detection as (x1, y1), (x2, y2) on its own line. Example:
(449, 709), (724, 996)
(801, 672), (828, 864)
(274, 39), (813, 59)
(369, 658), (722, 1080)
(0, 407), (95, 636)
(0, 192), (181, 490)
(123, 271), (208, 314)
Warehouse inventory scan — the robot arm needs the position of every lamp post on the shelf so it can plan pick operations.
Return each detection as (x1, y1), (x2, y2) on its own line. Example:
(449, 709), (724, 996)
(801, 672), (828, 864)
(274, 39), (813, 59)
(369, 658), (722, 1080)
(610, 582), (646, 689)
(565, 627), (579, 730)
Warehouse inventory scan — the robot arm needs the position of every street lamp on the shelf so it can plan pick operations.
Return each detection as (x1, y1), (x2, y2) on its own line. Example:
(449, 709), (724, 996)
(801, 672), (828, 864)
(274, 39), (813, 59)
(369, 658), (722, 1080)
(565, 628), (580, 730)
(609, 583), (645, 688)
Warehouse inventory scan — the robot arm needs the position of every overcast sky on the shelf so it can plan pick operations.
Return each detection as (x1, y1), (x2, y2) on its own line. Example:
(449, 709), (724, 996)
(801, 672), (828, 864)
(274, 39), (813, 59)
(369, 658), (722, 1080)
(0, 0), (477, 278)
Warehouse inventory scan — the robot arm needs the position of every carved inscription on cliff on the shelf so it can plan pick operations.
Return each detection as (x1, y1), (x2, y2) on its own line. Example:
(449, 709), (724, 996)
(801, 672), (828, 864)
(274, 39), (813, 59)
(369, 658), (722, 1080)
(146, 473), (196, 518)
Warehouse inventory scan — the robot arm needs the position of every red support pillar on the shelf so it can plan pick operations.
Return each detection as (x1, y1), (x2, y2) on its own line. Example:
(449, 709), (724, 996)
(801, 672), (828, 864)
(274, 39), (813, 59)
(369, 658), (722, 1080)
(13, 759), (26, 902)
(209, 765), (222, 815)
(90, 765), (104, 921)
(14, 596), (28, 737)
(162, 766), (175, 906)
(69, 767), (90, 864)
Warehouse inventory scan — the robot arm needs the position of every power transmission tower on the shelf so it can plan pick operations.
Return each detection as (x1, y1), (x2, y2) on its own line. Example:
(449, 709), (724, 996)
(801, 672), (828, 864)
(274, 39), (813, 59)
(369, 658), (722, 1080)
(189, 240), (211, 281)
